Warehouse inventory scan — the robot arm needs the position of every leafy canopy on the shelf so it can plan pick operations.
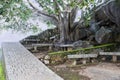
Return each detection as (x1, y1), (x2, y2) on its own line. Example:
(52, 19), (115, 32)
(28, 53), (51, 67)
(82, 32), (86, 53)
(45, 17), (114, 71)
(0, 0), (40, 32)
(0, 0), (104, 30)
(0, 0), (31, 21)
(28, 0), (100, 26)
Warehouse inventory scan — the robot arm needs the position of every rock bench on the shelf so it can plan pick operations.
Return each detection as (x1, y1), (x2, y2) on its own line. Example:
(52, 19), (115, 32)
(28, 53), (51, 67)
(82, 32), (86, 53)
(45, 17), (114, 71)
(32, 43), (53, 51)
(99, 52), (120, 62)
(59, 44), (73, 51)
(2, 42), (63, 80)
(68, 54), (98, 65)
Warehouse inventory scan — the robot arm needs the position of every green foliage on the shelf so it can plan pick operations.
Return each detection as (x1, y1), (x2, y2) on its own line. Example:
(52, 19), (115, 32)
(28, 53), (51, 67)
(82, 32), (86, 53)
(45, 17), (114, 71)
(0, 49), (5, 80)
(49, 43), (116, 56)
(31, 26), (39, 33)
(4, 22), (40, 33)
(0, 0), (104, 31)
(0, 63), (5, 80)
(79, 0), (96, 26)
(115, 0), (120, 6)
(36, 0), (94, 15)
(37, 0), (64, 15)
(0, 0), (31, 21)
(0, 0), (34, 32)
(36, 0), (101, 27)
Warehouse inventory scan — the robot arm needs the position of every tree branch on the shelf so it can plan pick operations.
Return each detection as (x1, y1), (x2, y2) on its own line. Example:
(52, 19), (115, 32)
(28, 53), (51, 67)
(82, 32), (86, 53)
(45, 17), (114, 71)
(70, 7), (78, 25)
(27, 0), (58, 22)
(53, 0), (63, 12)
(35, 0), (44, 8)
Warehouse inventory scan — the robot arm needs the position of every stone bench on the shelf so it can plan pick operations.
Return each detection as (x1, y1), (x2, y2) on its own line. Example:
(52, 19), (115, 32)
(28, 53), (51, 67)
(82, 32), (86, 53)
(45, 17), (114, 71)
(23, 45), (34, 50)
(99, 52), (120, 62)
(59, 44), (73, 51)
(68, 54), (98, 65)
(32, 43), (53, 51)
(21, 39), (41, 44)
(2, 42), (63, 80)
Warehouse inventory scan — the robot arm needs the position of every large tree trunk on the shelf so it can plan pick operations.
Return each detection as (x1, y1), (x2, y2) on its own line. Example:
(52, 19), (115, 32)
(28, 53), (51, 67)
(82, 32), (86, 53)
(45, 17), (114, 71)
(58, 15), (73, 43)
(58, 7), (79, 44)
(58, 14), (71, 44)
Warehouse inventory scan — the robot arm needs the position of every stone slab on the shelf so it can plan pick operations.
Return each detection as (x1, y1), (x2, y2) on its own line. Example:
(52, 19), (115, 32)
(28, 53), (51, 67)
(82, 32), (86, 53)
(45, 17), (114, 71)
(68, 54), (98, 59)
(99, 52), (120, 56)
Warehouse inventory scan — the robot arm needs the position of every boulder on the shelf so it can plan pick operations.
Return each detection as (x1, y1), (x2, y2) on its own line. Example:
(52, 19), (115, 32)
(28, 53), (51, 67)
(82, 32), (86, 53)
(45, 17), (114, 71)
(44, 55), (50, 60)
(73, 40), (93, 49)
(44, 60), (50, 64)
(73, 28), (91, 41)
(43, 55), (50, 64)
(115, 33), (120, 42)
(95, 27), (113, 44)
(94, 0), (120, 27)
(78, 29), (88, 39)
(89, 20), (100, 33)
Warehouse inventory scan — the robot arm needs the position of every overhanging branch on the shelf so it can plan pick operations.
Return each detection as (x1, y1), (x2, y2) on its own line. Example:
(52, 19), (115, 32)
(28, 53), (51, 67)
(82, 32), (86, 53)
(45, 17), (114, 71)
(27, 0), (58, 22)
(53, 0), (62, 11)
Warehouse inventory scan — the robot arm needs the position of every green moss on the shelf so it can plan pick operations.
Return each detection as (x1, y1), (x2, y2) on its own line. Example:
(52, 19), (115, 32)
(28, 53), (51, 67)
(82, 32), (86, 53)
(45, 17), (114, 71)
(49, 43), (116, 56)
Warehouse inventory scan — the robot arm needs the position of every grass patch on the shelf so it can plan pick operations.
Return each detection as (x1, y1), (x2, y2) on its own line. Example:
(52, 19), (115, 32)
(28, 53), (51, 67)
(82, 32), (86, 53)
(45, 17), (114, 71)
(0, 63), (5, 80)
(0, 48), (5, 80)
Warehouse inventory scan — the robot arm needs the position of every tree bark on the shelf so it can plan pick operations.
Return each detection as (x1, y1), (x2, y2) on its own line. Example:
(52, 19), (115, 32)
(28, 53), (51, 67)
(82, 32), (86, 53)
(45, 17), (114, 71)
(58, 7), (82, 44)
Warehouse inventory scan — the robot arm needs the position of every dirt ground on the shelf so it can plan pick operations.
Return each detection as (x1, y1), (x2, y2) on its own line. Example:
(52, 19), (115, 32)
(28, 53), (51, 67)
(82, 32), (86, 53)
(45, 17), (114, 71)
(33, 52), (120, 80)
(48, 62), (120, 80)
(49, 64), (90, 80)
(33, 52), (90, 80)
(79, 62), (120, 80)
